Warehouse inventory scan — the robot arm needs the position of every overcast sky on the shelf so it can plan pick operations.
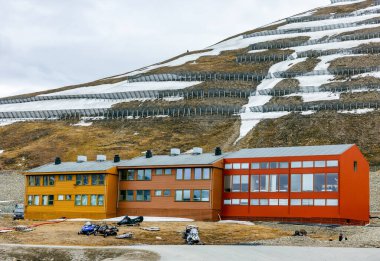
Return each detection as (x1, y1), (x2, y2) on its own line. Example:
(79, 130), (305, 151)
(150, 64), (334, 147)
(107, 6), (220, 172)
(0, 0), (330, 98)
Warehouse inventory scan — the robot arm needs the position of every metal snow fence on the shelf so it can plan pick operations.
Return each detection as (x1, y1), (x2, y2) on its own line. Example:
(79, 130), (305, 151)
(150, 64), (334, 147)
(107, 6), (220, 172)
(0, 105), (244, 120)
(128, 72), (267, 83)
(249, 30), (380, 51)
(250, 101), (380, 113)
(236, 53), (292, 63)
(287, 8), (380, 24)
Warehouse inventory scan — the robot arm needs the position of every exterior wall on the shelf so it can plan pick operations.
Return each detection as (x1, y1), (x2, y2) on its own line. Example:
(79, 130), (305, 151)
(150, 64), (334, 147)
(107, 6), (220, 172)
(222, 151), (369, 225)
(24, 168), (118, 220)
(339, 145), (370, 224)
(117, 164), (223, 221)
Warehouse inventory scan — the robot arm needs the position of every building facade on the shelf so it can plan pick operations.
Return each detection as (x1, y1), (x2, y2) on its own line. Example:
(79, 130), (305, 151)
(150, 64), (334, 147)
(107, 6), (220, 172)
(24, 144), (370, 225)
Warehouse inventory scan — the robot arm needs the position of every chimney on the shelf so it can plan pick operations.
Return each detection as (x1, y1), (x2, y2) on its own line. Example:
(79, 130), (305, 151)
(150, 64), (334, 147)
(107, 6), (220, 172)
(96, 155), (107, 162)
(193, 147), (203, 155)
(146, 150), (153, 158)
(170, 148), (180, 156)
(215, 147), (222, 156)
(77, 155), (87, 163)
(114, 155), (121, 163)
(54, 157), (61, 165)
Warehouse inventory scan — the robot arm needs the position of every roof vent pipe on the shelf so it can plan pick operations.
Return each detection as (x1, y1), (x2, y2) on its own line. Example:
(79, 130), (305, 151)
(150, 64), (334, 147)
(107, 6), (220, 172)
(54, 157), (61, 165)
(114, 155), (121, 163)
(96, 155), (107, 162)
(146, 150), (153, 158)
(77, 155), (87, 163)
(215, 147), (222, 156)
(170, 148), (180, 156)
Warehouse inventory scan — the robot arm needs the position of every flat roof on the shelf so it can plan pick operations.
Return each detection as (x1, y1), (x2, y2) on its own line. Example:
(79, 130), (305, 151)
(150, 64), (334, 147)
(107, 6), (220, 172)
(224, 144), (354, 159)
(117, 153), (226, 167)
(27, 161), (116, 173)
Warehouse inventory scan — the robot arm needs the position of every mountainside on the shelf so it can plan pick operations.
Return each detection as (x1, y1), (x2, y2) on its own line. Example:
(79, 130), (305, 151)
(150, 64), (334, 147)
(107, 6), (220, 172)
(2, 0), (380, 170)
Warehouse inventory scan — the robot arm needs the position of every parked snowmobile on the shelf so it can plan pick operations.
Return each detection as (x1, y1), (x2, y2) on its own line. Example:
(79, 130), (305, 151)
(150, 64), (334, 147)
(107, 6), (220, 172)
(78, 222), (99, 236)
(94, 224), (118, 237)
(117, 216), (144, 226)
(182, 225), (201, 245)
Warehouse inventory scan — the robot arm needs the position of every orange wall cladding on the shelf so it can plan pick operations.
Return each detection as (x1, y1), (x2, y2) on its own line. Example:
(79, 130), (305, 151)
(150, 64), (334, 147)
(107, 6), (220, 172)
(222, 145), (369, 225)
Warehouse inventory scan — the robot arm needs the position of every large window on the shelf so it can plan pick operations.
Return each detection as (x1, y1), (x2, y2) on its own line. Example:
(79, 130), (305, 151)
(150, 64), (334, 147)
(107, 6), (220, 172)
(241, 175), (249, 192)
(42, 195), (54, 206)
(91, 174), (105, 185)
(291, 174), (301, 192)
(226, 175), (249, 192)
(136, 190), (151, 201)
(302, 174), (313, 192)
(203, 168), (210, 179)
(279, 174), (288, 192)
(260, 175), (269, 192)
(75, 195), (88, 206)
(269, 175), (278, 192)
(137, 169), (152, 181)
(28, 176), (41, 186)
(232, 176), (241, 192)
(251, 175), (259, 192)
(175, 190), (190, 201)
(91, 195), (104, 206)
(326, 173), (338, 192)
(193, 190), (210, 202)
(251, 174), (288, 192)
(38, 175), (54, 186)
(224, 176), (232, 192)
(176, 169), (183, 180)
(120, 190), (134, 201)
(184, 168), (191, 180)
(314, 174), (325, 192)
(76, 175), (89, 186)
(28, 195), (40, 206)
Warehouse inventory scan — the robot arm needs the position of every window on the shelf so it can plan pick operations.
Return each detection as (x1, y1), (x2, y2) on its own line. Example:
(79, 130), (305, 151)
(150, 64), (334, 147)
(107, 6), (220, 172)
(251, 199), (259, 206)
(354, 161), (358, 172)
(35, 176), (41, 186)
(232, 176), (241, 192)
(155, 190), (162, 197)
(98, 195), (104, 206)
(136, 190), (151, 201)
(76, 175), (89, 186)
(92, 174), (105, 185)
(291, 162), (302, 168)
(251, 175), (259, 192)
(156, 169), (163, 175)
(201, 190), (210, 202)
(183, 190), (191, 201)
(326, 199), (338, 206)
(59, 175), (65, 181)
(49, 176), (55, 186)
(164, 189), (171, 196)
(279, 199), (288, 206)
(120, 190), (134, 201)
(314, 174), (325, 192)
(302, 174), (313, 192)
(43, 176), (49, 186)
(290, 199), (301, 206)
(314, 199), (326, 206)
(279, 174), (288, 192)
(66, 195), (72, 201)
(90, 195), (104, 206)
(260, 199), (269, 206)
(75, 195), (81, 206)
(232, 199), (240, 205)
(58, 195), (64, 201)
(28, 195), (33, 205)
(81, 195), (88, 206)
(269, 199), (279, 206)
(224, 199), (232, 205)
(291, 174), (301, 192)
(315, 161), (326, 168)
(260, 162), (269, 169)
(241, 175), (249, 192)
(279, 162), (289, 169)
(165, 169), (172, 175)
(260, 175), (269, 192)
(28, 195), (40, 206)
(241, 199), (249, 205)
(203, 168), (210, 179)
(269, 175), (278, 192)
(326, 173), (338, 192)
(42, 175), (55, 186)
(29, 176), (35, 186)
(184, 168), (191, 180)
(127, 170), (135, 180)
(42, 195), (54, 206)
(175, 190), (182, 201)
(233, 163), (241, 169)
(270, 162), (278, 169)
(241, 163), (249, 169)
(195, 168), (202, 180)
(327, 160), (338, 167)
(137, 170), (144, 180)
(34, 195), (40, 205)
(135, 169), (152, 180)
(302, 199), (313, 206)
(251, 163), (260, 169)
(176, 169), (183, 180)
(66, 175), (73, 181)
(225, 164), (232, 169)
(193, 190), (201, 201)
(224, 176), (232, 192)
(303, 161), (313, 168)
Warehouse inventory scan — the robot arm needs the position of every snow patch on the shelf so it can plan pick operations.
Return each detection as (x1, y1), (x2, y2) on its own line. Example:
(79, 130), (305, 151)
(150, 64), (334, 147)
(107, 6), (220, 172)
(286, 92), (340, 102)
(339, 108), (375, 114)
(218, 220), (255, 226)
(49, 216), (194, 222)
(301, 110), (317, 115)
(71, 121), (93, 127)
(0, 150), (4, 154)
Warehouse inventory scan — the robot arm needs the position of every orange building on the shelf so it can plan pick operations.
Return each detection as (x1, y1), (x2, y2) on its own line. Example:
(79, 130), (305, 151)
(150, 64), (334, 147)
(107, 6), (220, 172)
(222, 144), (369, 225)
(24, 144), (370, 225)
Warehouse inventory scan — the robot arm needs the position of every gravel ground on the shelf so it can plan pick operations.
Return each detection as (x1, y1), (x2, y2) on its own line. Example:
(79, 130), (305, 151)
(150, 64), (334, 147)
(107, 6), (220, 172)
(0, 171), (24, 213)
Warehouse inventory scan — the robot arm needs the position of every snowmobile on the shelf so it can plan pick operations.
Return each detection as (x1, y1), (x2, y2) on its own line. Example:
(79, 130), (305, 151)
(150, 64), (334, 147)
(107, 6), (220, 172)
(117, 216), (144, 226)
(182, 225), (201, 245)
(78, 222), (99, 236)
(94, 224), (119, 237)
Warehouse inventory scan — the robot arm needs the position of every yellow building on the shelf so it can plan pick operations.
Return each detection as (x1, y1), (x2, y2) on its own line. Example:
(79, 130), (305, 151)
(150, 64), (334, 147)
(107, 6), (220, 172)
(24, 156), (119, 220)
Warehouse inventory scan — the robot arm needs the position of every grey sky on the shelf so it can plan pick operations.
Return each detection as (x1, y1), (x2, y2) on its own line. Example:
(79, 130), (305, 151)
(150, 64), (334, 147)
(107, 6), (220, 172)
(0, 0), (330, 97)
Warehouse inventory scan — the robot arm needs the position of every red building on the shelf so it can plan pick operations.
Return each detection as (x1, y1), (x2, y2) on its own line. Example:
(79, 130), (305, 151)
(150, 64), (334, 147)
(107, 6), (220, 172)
(222, 144), (369, 225)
